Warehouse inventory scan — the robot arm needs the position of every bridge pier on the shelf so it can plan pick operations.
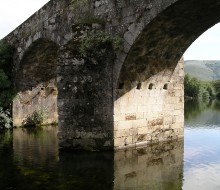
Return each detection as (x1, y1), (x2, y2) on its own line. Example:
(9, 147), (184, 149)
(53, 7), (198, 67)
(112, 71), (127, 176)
(57, 41), (115, 151)
(57, 54), (184, 150)
(114, 58), (184, 149)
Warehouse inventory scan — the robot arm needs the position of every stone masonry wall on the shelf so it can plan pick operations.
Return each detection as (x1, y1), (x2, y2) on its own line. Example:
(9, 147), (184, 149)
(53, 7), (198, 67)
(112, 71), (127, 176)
(114, 58), (184, 149)
(13, 79), (58, 126)
(57, 24), (114, 151)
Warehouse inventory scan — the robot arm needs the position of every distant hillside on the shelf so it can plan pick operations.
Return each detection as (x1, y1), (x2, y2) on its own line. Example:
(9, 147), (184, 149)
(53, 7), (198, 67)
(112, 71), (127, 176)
(184, 60), (220, 81)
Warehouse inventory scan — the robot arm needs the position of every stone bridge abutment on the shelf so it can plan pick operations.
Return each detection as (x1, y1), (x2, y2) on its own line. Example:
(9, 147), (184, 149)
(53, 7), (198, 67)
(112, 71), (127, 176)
(4, 0), (220, 150)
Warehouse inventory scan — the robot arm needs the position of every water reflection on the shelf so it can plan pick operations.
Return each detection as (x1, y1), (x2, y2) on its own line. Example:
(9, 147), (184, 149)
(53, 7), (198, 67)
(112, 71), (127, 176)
(13, 126), (59, 166)
(0, 100), (220, 189)
(0, 128), (184, 190)
(114, 141), (183, 190)
(0, 130), (14, 190)
(58, 151), (114, 190)
(185, 100), (220, 127)
(184, 100), (220, 190)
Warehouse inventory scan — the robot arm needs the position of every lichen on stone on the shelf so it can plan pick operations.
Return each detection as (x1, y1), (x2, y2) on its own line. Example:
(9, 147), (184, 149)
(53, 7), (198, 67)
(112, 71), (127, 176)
(78, 14), (106, 27)
(71, 0), (88, 9)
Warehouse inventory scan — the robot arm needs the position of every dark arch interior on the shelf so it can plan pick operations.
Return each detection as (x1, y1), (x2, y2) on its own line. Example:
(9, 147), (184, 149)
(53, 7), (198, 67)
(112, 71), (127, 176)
(163, 83), (168, 90)
(148, 83), (154, 90)
(117, 0), (220, 93)
(16, 39), (59, 91)
(12, 38), (59, 127)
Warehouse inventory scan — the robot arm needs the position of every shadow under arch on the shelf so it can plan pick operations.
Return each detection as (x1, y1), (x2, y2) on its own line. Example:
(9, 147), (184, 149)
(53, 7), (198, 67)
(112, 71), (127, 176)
(13, 38), (60, 127)
(117, 0), (220, 89)
(15, 38), (59, 91)
(113, 0), (220, 148)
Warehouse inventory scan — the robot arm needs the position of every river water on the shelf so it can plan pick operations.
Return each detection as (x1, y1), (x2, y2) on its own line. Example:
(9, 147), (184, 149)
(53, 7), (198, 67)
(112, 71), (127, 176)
(0, 100), (220, 190)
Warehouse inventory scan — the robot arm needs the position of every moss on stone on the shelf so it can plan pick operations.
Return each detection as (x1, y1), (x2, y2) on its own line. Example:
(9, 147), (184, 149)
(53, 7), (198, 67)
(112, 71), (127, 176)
(71, 0), (88, 9)
(79, 14), (106, 27)
(79, 32), (122, 63)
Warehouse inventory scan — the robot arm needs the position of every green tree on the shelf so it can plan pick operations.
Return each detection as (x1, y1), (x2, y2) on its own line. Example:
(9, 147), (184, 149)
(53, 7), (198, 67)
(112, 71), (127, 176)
(184, 74), (215, 100)
(0, 40), (15, 129)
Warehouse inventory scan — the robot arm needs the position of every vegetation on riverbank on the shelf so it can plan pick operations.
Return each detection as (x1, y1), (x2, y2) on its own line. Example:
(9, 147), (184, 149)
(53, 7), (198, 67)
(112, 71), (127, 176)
(212, 79), (220, 99)
(184, 74), (215, 100)
(22, 108), (48, 128)
(0, 40), (15, 129)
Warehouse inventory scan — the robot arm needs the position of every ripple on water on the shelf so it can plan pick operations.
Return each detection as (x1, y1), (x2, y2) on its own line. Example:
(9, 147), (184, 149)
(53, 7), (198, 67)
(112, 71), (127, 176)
(183, 162), (220, 190)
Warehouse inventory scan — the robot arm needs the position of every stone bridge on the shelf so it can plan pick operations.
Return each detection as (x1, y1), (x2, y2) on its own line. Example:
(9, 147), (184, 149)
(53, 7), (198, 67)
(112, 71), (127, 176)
(4, 0), (220, 150)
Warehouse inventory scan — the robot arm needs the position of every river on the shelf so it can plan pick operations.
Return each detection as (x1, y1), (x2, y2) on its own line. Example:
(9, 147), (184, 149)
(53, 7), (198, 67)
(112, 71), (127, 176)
(0, 100), (220, 190)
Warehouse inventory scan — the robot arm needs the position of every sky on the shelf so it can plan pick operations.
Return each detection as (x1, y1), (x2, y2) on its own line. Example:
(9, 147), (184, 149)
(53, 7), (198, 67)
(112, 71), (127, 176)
(0, 0), (49, 39)
(0, 0), (220, 60)
(184, 23), (220, 60)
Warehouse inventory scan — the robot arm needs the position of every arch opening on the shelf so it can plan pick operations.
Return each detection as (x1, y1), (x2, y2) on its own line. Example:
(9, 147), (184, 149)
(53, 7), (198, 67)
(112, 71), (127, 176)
(13, 39), (59, 127)
(163, 84), (168, 90)
(148, 83), (154, 90)
(117, 0), (220, 95)
(136, 83), (142, 90)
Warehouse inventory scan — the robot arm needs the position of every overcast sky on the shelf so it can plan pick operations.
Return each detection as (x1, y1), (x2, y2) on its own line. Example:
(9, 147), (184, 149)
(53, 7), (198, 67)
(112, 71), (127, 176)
(0, 0), (49, 39)
(0, 0), (220, 60)
(184, 23), (220, 60)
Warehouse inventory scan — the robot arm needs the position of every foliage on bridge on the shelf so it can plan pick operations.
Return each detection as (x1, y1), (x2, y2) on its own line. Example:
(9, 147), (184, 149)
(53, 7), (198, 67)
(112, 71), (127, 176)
(79, 32), (122, 64)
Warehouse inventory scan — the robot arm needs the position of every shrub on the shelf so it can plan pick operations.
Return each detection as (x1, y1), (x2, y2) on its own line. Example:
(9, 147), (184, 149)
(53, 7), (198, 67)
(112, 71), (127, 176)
(0, 107), (12, 129)
(79, 32), (122, 63)
(22, 108), (48, 128)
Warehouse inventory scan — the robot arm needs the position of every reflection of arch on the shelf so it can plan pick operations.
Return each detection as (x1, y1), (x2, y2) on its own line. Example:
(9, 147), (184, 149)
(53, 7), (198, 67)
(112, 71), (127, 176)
(16, 38), (59, 91)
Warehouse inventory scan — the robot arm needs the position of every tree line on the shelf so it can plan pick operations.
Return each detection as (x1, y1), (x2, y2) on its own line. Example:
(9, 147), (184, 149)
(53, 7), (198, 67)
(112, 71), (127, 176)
(184, 74), (220, 100)
(0, 40), (15, 129)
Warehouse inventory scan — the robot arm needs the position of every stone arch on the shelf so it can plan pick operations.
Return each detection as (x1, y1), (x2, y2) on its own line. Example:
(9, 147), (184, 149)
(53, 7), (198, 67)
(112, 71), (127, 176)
(15, 38), (59, 90)
(117, 0), (220, 87)
(113, 0), (220, 148)
(13, 38), (59, 127)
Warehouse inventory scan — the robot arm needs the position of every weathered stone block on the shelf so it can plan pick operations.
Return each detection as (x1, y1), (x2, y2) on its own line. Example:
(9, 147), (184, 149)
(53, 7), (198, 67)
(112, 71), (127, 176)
(132, 119), (147, 128)
(117, 120), (133, 130)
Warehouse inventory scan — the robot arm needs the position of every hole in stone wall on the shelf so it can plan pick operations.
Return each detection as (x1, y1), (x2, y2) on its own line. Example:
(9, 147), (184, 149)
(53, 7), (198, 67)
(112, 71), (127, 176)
(41, 87), (45, 91)
(163, 84), (168, 90)
(148, 83), (154, 90)
(137, 83), (142, 90)
(118, 83), (124, 89)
